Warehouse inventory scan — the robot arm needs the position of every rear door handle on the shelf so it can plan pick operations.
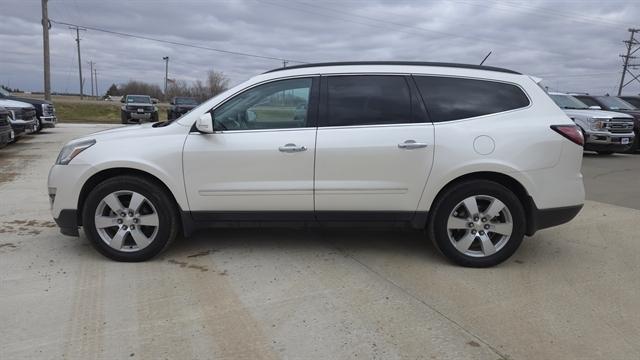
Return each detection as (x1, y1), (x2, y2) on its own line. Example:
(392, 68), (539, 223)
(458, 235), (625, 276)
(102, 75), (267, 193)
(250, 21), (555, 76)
(279, 143), (307, 153)
(398, 140), (428, 149)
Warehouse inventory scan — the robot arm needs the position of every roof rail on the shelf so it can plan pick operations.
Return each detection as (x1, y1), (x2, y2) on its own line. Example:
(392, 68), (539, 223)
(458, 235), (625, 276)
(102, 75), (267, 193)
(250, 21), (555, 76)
(264, 61), (521, 75)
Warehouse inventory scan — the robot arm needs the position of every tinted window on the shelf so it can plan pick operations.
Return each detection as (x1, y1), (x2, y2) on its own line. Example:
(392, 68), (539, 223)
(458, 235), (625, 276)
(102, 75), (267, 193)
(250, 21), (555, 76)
(574, 96), (599, 108)
(213, 78), (312, 131)
(413, 76), (530, 122)
(325, 76), (411, 126)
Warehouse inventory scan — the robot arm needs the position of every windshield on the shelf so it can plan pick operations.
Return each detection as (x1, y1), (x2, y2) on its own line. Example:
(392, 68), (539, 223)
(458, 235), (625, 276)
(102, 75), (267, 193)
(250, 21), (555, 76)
(175, 97), (198, 105)
(127, 95), (151, 104)
(595, 96), (636, 110)
(550, 94), (589, 109)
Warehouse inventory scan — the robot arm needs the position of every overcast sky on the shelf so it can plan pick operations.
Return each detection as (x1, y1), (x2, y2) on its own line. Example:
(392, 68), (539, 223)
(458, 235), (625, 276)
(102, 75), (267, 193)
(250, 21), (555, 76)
(1, 0), (639, 96)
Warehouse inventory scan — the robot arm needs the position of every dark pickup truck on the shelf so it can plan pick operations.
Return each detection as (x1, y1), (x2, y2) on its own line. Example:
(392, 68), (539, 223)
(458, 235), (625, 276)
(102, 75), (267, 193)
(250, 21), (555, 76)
(167, 97), (199, 120)
(0, 107), (13, 148)
(0, 87), (56, 133)
(573, 94), (640, 153)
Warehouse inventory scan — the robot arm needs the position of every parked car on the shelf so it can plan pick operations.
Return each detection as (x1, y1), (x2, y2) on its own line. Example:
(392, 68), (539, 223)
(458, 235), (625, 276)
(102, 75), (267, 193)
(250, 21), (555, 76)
(104, 95), (123, 102)
(167, 97), (198, 120)
(618, 95), (640, 110)
(120, 95), (159, 124)
(0, 87), (56, 133)
(572, 94), (640, 152)
(549, 93), (635, 154)
(0, 107), (13, 148)
(49, 61), (585, 267)
(0, 99), (38, 142)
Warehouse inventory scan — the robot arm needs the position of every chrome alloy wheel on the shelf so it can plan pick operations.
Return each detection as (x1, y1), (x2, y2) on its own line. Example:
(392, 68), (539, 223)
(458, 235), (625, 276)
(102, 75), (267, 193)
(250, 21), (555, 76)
(446, 195), (513, 257)
(94, 191), (159, 252)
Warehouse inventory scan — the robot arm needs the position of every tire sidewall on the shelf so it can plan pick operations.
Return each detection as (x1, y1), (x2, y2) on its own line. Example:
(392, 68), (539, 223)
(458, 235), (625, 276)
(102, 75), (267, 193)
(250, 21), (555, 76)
(82, 176), (178, 261)
(430, 180), (526, 267)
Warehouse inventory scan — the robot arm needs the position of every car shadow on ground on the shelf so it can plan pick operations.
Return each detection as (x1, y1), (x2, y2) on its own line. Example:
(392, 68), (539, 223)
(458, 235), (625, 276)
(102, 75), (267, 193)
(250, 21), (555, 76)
(158, 226), (447, 264)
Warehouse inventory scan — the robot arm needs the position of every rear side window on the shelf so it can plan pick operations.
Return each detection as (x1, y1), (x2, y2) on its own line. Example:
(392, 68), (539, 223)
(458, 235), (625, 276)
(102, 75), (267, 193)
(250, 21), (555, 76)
(573, 96), (599, 108)
(325, 75), (412, 126)
(413, 76), (530, 122)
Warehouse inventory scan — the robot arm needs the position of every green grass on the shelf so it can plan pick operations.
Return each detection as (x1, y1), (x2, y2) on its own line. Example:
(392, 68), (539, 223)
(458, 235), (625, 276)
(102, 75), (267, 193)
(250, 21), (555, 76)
(54, 100), (169, 123)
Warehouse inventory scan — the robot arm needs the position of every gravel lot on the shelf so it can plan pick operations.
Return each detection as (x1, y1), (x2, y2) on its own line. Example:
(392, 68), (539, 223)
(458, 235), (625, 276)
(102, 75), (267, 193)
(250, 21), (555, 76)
(1, 124), (639, 360)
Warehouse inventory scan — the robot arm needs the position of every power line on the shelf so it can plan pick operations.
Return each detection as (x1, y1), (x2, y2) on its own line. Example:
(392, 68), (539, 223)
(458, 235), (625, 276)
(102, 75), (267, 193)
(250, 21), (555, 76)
(265, 0), (569, 58)
(49, 19), (307, 65)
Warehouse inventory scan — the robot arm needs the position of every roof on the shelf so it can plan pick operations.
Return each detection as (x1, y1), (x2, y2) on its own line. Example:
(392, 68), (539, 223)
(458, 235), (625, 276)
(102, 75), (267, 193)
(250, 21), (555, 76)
(264, 61), (521, 75)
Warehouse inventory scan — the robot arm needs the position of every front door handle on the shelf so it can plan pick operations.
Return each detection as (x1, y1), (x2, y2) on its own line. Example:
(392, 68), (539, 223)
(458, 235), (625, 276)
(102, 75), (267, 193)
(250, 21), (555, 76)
(279, 143), (307, 153)
(398, 140), (428, 149)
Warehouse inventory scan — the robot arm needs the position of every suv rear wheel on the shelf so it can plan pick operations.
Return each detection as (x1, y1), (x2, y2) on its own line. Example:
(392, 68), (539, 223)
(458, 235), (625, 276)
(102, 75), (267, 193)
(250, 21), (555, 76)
(428, 180), (525, 267)
(82, 175), (179, 261)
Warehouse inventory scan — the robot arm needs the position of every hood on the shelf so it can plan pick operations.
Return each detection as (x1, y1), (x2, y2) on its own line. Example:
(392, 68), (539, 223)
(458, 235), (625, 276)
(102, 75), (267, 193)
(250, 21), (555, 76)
(125, 102), (154, 107)
(73, 122), (188, 143)
(0, 99), (36, 109)
(5, 95), (52, 106)
(561, 108), (634, 119)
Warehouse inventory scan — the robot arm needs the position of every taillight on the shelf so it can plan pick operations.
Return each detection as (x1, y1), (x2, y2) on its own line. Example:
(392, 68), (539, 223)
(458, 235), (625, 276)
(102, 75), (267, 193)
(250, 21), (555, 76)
(551, 125), (584, 146)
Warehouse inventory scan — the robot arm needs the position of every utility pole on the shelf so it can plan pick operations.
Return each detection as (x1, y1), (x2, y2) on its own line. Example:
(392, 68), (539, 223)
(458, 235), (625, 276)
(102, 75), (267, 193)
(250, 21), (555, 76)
(617, 28), (640, 95)
(69, 25), (86, 99)
(162, 56), (169, 99)
(282, 59), (289, 68)
(41, 0), (51, 100)
(88, 61), (94, 97)
(94, 68), (98, 100)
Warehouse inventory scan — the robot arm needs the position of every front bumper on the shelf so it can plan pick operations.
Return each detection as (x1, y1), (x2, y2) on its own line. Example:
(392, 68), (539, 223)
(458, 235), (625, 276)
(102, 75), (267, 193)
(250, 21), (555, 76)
(40, 115), (57, 128)
(54, 209), (79, 236)
(10, 119), (38, 135)
(0, 125), (12, 148)
(584, 132), (634, 152)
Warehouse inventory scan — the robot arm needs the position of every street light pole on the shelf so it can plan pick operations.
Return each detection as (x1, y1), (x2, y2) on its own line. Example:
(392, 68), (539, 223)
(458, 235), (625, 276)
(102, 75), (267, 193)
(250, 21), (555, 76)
(162, 56), (169, 99)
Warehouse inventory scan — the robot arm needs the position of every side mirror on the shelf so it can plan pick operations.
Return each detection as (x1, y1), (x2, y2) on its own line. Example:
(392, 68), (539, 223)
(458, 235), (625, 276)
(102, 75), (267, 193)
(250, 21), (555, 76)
(588, 106), (601, 110)
(196, 112), (214, 133)
(246, 109), (257, 122)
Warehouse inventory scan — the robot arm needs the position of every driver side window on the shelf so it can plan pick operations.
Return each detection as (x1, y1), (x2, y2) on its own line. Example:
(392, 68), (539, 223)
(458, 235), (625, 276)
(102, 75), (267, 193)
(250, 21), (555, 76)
(213, 78), (313, 131)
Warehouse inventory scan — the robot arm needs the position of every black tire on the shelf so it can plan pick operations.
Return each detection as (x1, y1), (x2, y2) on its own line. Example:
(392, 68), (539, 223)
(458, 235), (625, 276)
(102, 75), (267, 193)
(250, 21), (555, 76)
(82, 175), (180, 262)
(152, 112), (159, 122)
(428, 180), (526, 267)
(597, 151), (614, 155)
(35, 118), (43, 133)
(167, 111), (173, 121)
(121, 111), (128, 124)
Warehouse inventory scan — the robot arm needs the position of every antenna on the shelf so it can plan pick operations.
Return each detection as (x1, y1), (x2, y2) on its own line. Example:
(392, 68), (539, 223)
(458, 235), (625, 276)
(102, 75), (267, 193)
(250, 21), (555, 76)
(480, 51), (492, 66)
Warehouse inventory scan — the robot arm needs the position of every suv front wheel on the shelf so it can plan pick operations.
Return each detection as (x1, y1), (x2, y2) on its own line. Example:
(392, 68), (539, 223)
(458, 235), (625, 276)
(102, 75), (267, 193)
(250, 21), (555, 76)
(428, 180), (525, 267)
(82, 175), (179, 261)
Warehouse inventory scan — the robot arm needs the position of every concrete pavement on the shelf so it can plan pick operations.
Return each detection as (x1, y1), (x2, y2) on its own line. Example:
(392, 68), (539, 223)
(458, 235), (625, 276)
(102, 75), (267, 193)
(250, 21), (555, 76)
(1, 124), (639, 359)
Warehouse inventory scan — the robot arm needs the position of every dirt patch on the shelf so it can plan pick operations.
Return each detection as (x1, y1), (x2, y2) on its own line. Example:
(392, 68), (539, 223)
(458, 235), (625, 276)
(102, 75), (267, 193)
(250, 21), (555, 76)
(186, 249), (217, 258)
(467, 340), (481, 347)
(0, 219), (57, 236)
(0, 243), (17, 249)
(167, 259), (210, 272)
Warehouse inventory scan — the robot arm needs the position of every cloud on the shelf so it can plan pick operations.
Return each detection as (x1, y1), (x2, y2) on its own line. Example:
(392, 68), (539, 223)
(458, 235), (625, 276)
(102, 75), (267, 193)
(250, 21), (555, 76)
(0, 0), (638, 95)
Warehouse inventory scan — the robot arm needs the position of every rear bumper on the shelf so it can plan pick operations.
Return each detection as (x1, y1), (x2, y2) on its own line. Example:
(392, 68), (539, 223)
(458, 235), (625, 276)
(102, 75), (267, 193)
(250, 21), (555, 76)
(526, 203), (583, 236)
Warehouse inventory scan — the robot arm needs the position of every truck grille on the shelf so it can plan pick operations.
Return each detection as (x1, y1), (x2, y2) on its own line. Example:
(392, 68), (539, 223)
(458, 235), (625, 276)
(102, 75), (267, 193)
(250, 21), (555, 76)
(22, 108), (36, 120)
(42, 104), (55, 116)
(606, 118), (634, 134)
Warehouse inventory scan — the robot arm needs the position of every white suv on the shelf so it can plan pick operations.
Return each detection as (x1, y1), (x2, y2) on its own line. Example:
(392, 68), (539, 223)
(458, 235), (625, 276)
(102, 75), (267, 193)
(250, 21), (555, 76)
(48, 62), (585, 267)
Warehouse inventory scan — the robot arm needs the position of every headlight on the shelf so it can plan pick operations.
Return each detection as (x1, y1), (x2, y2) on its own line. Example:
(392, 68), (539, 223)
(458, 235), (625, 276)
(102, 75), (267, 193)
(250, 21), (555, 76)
(55, 139), (96, 165)
(589, 117), (609, 130)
